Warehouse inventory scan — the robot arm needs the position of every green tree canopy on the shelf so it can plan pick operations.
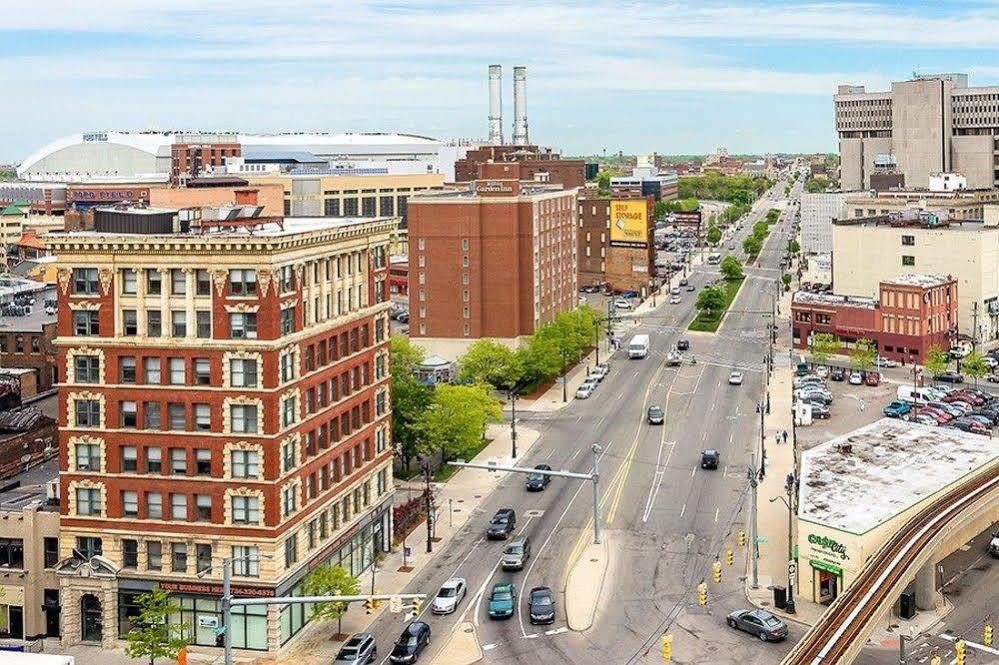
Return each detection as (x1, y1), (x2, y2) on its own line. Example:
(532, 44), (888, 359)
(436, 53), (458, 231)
(810, 333), (839, 365)
(124, 588), (190, 665)
(924, 344), (949, 379)
(962, 350), (989, 387)
(720, 256), (744, 281)
(390, 336), (433, 472)
(458, 339), (523, 390)
(706, 226), (722, 246)
(696, 285), (726, 316)
(391, 336), (425, 375)
(789, 239), (800, 254)
(743, 235), (762, 256)
(805, 176), (829, 193)
(416, 383), (502, 461)
(303, 564), (360, 637)
(849, 338), (877, 371)
(654, 200), (668, 219)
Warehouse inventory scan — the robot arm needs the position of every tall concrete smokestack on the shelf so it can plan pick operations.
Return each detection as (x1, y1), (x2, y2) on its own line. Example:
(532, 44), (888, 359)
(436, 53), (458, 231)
(488, 65), (503, 145)
(512, 66), (528, 146)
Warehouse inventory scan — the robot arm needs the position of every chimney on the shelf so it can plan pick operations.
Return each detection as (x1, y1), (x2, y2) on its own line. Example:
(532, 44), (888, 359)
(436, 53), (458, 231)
(488, 65), (503, 145)
(512, 66), (529, 146)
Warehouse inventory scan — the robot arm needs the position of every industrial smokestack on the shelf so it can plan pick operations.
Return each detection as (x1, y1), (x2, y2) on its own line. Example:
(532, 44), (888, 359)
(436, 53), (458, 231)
(512, 66), (528, 146)
(488, 65), (503, 145)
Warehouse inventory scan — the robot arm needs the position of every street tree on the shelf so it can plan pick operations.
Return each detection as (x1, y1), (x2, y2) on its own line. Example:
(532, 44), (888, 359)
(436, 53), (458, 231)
(696, 285), (725, 317)
(458, 339), (523, 390)
(303, 564), (360, 639)
(124, 588), (190, 665)
(390, 336), (433, 472)
(849, 338), (877, 372)
(720, 256), (744, 281)
(654, 200), (668, 219)
(963, 350), (989, 387)
(924, 345), (949, 380)
(781, 273), (793, 290)
(810, 332), (839, 366)
(706, 226), (722, 246)
(753, 220), (769, 238)
(742, 235), (762, 256)
(416, 383), (502, 462)
(789, 239), (800, 254)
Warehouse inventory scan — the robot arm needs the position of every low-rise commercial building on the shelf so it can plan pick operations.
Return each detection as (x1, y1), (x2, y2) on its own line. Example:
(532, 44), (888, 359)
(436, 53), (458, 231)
(832, 207), (999, 344)
(844, 183), (999, 222)
(148, 181), (284, 217)
(792, 274), (957, 363)
(0, 281), (57, 395)
(0, 462), (62, 643)
(578, 196), (655, 294)
(795, 419), (999, 608)
(407, 162), (577, 355)
(610, 165), (678, 201)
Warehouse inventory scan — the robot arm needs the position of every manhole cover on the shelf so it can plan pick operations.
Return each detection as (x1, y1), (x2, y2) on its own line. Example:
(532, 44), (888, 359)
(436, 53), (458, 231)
(590, 558), (599, 563)
(474, 495), (482, 499)
(463, 626), (474, 634)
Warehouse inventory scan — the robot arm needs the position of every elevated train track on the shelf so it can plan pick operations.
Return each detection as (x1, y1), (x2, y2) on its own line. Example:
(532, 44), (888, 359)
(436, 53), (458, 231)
(783, 465), (999, 664)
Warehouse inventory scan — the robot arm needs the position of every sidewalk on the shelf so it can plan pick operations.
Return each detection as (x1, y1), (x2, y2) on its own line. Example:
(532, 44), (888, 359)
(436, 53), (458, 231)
(516, 349), (601, 413)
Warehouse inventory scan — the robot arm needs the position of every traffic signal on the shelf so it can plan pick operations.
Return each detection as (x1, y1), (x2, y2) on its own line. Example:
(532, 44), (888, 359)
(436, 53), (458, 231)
(660, 633), (673, 661)
(697, 581), (707, 606)
(411, 598), (422, 614)
(371, 598), (381, 611)
(954, 639), (966, 665)
(364, 599), (373, 615)
(985, 620), (993, 647)
(712, 560), (722, 584)
(737, 531), (746, 547)
(725, 549), (734, 566)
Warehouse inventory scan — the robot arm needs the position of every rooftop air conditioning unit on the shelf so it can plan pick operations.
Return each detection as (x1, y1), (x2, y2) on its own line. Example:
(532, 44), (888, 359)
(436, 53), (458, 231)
(46, 480), (59, 504)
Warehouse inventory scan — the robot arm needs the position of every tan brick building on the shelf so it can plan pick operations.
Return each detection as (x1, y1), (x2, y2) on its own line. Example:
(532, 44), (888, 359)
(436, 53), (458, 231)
(578, 196), (655, 294)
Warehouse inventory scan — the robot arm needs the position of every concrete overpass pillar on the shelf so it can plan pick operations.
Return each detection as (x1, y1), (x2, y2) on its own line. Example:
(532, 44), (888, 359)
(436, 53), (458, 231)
(915, 561), (942, 611)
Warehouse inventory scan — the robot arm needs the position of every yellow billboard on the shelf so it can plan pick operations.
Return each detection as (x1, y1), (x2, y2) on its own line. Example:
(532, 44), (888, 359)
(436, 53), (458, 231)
(609, 200), (648, 248)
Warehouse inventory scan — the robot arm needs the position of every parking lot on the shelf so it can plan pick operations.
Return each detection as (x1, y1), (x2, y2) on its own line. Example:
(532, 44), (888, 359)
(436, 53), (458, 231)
(794, 365), (896, 452)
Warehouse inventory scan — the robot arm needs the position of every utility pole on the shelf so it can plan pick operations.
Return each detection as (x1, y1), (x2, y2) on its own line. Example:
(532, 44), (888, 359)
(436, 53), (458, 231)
(973, 301), (979, 350)
(593, 321), (601, 366)
(759, 397), (766, 476)
(749, 453), (759, 589)
(222, 557), (232, 665)
(509, 389), (518, 459)
(424, 464), (433, 554)
(899, 633), (908, 665)
(592, 444), (602, 545)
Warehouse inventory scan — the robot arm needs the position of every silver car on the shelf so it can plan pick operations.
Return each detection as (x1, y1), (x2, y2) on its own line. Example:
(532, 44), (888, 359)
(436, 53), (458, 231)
(501, 537), (531, 571)
(334, 633), (377, 664)
(431, 577), (467, 615)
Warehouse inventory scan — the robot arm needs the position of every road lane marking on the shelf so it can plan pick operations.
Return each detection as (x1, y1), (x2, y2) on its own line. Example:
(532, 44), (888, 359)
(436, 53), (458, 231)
(714, 507), (720, 522)
(680, 503), (686, 518)
(546, 627), (569, 636)
(568, 448), (580, 462)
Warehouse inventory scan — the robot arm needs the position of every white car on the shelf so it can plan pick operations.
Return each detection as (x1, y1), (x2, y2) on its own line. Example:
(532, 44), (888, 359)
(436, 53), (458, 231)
(589, 364), (610, 381)
(815, 366), (829, 378)
(876, 356), (899, 368)
(575, 383), (595, 399)
(432, 577), (467, 615)
(848, 371), (863, 385)
(613, 299), (632, 310)
(669, 295), (681, 304)
(729, 371), (744, 385)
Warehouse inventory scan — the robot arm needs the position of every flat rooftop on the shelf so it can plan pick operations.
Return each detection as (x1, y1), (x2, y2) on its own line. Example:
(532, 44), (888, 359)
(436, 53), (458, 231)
(54, 215), (396, 240)
(882, 273), (953, 288)
(792, 291), (876, 309)
(0, 459), (59, 513)
(0, 283), (56, 333)
(798, 419), (999, 535)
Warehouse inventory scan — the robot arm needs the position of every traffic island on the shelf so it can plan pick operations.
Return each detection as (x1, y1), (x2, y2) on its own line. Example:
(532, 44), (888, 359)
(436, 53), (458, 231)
(565, 539), (610, 632)
(688, 277), (745, 333)
(429, 621), (482, 665)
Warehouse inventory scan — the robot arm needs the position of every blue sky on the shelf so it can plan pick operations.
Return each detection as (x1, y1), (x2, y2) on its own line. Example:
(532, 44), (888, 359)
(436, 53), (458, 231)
(6, 0), (999, 162)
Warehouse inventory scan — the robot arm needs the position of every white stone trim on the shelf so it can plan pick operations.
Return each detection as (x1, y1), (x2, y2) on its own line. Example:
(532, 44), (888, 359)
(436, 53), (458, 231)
(220, 350), (263, 390)
(65, 346), (106, 385)
(67, 301), (102, 311)
(66, 391), (106, 430)
(223, 441), (265, 480)
(224, 303), (260, 314)
(221, 395), (264, 436)
(67, 479), (106, 517)
(223, 487), (266, 526)
(69, 434), (107, 473)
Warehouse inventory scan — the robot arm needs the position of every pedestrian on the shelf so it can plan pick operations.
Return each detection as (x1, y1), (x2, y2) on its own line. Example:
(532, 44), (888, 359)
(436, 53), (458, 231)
(775, 434), (781, 447)
(782, 430), (788, 444)
(756, 403), (761, 414)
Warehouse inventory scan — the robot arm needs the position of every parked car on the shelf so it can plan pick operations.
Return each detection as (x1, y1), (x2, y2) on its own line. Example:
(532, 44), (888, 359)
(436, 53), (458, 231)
(950, 418), (990, 435)
(913, 413), (939, 426)
(883, 400), (912, 418)
(729, 371), (744, 385)
(488, 582), (516, 619)
(613, 299), (632, 310)
(794, 375), (825, 389)
(528, 586), (557, 625)
(501, 537), (532, 571)
(670, 295), (681, 305)
(848, 372), (863, 385)
(809, 404), (831, 419)
(487, 508), (516, 540)
(917, 407), (951, 424)
(830, 367), (845, 382)
(686, 284), (696, 292)
(935, 371), (965, 384)
(726, 609), (789, 642)
(589, 364), (610, 382)
(701, 449), (720, 470)
(396, 312), (409, 324)
(575, 383), (595, 400)
(335, 633), (377, 665)
(525, 465), (552, 492)
(865, 372), (880, 387)
(815, 365), (829, 379)
(876, 356), (899, 368)
(647, 405), (665, 425)
(431, 578), (467, 615)
(677, 339), (690, 351)
(389, 622), (431, 664)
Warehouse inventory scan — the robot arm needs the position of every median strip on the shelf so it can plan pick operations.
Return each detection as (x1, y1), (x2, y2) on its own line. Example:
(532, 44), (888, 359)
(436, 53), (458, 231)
(688, 276), (745, 333)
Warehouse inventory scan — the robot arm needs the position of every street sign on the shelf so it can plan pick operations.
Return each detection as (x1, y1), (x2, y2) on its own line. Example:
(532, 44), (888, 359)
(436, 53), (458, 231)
(212, 626), (227, 636)
(404, 546), (412, 558)
(756, 536), (768, 544)
(788, 561), (797, 576)
(389, 596), (403, 613)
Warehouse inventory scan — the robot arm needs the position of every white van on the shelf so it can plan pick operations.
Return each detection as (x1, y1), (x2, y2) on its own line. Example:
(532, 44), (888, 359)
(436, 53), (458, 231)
(707, 253), (722, 265)
(629, 334), (650, 359)
(896, 385), (933, 405)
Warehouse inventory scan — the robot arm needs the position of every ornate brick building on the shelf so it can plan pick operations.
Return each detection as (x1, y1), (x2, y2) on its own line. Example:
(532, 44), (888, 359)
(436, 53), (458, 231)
(47, 210), (395, 653)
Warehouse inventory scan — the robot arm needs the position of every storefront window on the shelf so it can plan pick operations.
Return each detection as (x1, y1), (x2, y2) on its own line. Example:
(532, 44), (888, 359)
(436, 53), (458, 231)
(119, 592), (267, 650)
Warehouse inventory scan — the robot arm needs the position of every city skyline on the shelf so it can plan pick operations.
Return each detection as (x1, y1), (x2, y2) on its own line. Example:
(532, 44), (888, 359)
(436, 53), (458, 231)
(6, 0), (999, 162)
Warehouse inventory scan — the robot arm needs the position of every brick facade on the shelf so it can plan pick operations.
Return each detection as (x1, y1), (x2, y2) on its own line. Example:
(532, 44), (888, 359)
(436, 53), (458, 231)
(454, 145), (585, 189)
(577, 196), (655, 294)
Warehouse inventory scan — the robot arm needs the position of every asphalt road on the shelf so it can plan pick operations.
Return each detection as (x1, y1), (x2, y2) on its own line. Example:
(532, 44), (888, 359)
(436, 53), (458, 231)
(366, 176), (803, 664)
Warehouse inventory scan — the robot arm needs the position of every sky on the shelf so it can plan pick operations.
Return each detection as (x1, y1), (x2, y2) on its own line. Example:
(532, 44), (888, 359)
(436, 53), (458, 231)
(6, 0), (999, 162)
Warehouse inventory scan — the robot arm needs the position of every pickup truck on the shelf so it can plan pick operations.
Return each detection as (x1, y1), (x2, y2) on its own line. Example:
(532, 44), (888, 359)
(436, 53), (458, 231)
(665, 351), (682, 367)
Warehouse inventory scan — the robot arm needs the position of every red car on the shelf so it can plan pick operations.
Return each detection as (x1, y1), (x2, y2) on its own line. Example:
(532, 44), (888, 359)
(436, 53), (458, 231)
(865, 372), (880, 387)
(945, 392), (984, 406)
(917, 407), (952, 424)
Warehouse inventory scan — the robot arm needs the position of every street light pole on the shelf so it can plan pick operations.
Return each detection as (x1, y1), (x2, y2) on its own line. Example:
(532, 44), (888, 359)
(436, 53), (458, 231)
(424, 464), (433, 554)
(222, 557), (232, 665)
(749, 453), (759, 589)
(561, 350), (569, 403)
(509, 389), (518, 459)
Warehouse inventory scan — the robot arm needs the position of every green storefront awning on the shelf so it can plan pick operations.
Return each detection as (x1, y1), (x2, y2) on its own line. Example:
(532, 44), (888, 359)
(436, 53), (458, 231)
(810, 559), (843, 577)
